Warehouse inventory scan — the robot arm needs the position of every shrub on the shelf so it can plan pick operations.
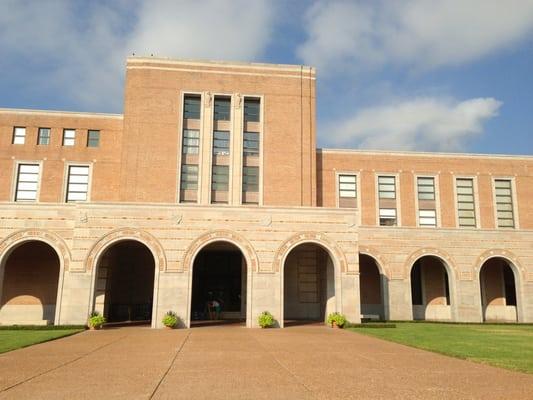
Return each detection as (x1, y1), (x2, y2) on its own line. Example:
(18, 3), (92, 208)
(326, 312), (347, 328)
(258, 311), (275, 328)
(162, 311), (180, 328)
(87, 311), (106, 329)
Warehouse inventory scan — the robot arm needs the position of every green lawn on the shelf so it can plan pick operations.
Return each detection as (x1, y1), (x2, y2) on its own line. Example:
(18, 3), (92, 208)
(348, 322), (533, 374)
(0, 329), (84, 354)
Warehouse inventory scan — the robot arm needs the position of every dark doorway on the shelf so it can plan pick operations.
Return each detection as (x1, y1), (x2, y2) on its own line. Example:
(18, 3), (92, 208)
(480, 257), (518, 322)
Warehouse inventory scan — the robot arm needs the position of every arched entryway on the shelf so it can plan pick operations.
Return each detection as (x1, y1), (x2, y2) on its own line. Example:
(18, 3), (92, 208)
(410, 256), (452, 321)
(190, 241), (248, 327)
(0, 241), (61, 325)
(92, 240), (156, 326)
(282, 243), (336, 327)
(480, 257), (518, 322)
(359, 254), (387, 320)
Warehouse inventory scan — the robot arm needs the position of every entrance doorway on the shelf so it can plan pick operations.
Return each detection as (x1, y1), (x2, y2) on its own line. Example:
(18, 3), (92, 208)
(480, 257), (518, 322)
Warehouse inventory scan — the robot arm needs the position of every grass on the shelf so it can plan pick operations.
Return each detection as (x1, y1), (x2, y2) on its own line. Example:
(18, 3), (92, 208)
(0, 328), (84, 354)
(348, 322), (533, 374)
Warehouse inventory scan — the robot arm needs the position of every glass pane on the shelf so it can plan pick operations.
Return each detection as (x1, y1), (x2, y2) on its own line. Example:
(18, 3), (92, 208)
(379, 191), (395, 199)
(378, 176), (395, 184)
(244, 99), (260, 122)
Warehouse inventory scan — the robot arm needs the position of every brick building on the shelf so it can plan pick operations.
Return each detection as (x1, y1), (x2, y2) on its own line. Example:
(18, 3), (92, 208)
(0, 57), (531, 327)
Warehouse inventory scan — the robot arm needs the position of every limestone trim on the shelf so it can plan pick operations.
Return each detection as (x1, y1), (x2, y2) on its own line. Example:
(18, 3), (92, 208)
(182, 229), (259, 273)
(273, 232), (348, 273)
(359, 246), (388, 278)
(85, 228), (167, 272)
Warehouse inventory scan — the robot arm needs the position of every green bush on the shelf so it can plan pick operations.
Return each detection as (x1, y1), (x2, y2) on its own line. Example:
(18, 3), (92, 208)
(87, 311), (106, 329)
(258, 311), (275, 328)
(162, 311), (180, 328)
(326, 312), (347, 328)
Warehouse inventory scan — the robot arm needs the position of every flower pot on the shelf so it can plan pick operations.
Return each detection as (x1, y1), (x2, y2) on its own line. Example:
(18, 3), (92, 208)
(331, 321), (339, 329)
(89, 325), (102, 330)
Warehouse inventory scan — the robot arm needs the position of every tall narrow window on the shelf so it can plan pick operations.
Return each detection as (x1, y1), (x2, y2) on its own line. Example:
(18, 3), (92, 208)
(213, 131), (230, 155)
(243, 166), (259, 192)
(419, 210), (437, 227)
(244, 98), (260, 122)
(38, 128), (51, 145)
(87, 130), (100, 147)
(15, 164), (40, 201)
(214, 97), (231, 121)
(66, 165), (89, 202)
(63, 129), (76, 146)
(338, 174), (357, 208)
(243, 132), (259, 156)
(182, 129), (200, 154)
(379, 208), (397, 226)
(12, 127), (26, 144)
(494, 179), (515, 228)
(184, 95), (201, 119)
(180, 165), (198, 190)
(417, 177), (435, 200)
(456, 178), (476, 227)
(378, 176), (396, 199)
(212, 165), (229, 191)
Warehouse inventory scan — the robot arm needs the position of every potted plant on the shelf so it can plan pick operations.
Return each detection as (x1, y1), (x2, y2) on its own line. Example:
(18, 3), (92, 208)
(162, 311), (180, 329)
(326, 312), (346, 329)
(87, 311), (106, 330)
(258, 311), (275, 328)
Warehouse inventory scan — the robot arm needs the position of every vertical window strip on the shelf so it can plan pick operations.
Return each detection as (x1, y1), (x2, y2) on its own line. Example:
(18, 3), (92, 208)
(378, 176), (396, 199)
(15, 164), (40, 201)
(182, 129), (200, 154)
(339, 174), (357, 198)
(66, 165), (89, 202)
(456, 178), (476, 227)
(495, 179), (514, 228)
(417, 177), (435, 200)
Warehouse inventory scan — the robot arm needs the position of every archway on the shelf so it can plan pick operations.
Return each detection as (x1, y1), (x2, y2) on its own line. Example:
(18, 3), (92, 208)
(0, 241), (60, 325)
(283, 243), (336, 327)
(359, 254), (387, 320)
(479, 257), (518, 322)
(190, 241), (247, 327)
(92, 240), (156, 325)
(410, 256), (452, 321)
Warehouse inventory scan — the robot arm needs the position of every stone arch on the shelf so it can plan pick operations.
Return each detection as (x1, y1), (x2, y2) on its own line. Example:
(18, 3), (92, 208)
(404, 247), (457, 280)
(274, 232), (347, 274)
(359, 245), (388, 278)
(182, 230), (259, 273)
(85, 228), (166, 272)
(473, 249), (524, 280)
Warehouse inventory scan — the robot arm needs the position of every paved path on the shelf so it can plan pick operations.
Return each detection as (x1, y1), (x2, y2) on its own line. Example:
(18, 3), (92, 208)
(1, 325), (533, 399)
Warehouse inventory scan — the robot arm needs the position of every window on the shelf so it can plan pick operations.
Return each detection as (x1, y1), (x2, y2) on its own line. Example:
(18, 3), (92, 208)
(87, 130), (100, 147)
(180, 165), (198, 190)
(419, 210), (437, 227)
(213, 131), (230, 155)
(378, 176), (396, 199)
(456, 178), (476, 227)
(243, 166), (259, 192)
(494, 179), (515, 228)
(379, 208), (397, 226)
(15, 164), (40, 201)
(212, 165), (229, 191)
(417, 177), (435, 200)
(63, 129), (76, 146)
(182, 129), (200, 154)
(243, 132), (259, 156)
(244, 98), (260, 122)
(214, 97), (231, 121)
(37, 128), (51, 145)
(66, 165), (89, 202)
(339, 174), (357, 198)
(184, 95), (201, 119)
(12, 127), (26, 144)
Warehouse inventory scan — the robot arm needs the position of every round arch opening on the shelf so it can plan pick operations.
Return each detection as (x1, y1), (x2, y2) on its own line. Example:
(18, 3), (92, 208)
(92, 240), (156, 326)
(359, 254), (387, 321)
(479, 257), (518, 322)
(0, 241), (61, 325)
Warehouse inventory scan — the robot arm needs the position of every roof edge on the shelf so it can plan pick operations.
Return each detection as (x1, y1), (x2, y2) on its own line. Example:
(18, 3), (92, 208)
(0, 108), (123, 119)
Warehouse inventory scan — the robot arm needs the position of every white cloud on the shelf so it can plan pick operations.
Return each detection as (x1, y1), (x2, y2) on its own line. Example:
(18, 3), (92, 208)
(298, 0), (533, 74)
(326, 97), (502, 151)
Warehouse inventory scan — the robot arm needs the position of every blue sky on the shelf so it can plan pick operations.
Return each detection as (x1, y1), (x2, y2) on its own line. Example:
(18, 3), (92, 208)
(1, 0), (532, 154)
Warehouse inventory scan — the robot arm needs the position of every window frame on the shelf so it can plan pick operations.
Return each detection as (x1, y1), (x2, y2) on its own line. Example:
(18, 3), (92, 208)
(243, 131), (260, 157)
(63, 163), (92, 203)
(37, 127), (51, 145)
(211, 165), (230, 192)
(182, 129), (200, 154)
(183, 94), (202, 120)
(453, 175), (480, 229)
(12, 126), (26, 145)
(213, 96), (232, 121)
(335, 171), (360, 210)
(12, 160), (43, 202)
(243, 97), (261, 122)
(242, 166), (259, 193)
(414, 174), (441, 228)
(180, 164), (199, 191)
(87, 129), (100, 148)
(212, 130), (230, 156)
(492, 176), (519, 229)
(379, 208), (397, 227)
(375, 172), (401, 227)
(62, 128), (76, 146)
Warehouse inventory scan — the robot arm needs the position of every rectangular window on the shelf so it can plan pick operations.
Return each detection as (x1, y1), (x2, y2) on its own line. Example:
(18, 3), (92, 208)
(213, 130), (230, 155)
(212, 165), (229, 191)
(244, 98), (260, 122)
(38, 128), (51, 145)
(214, 97), (231, 121)
(63, 129), (76, 146)
(15, 164), (40, 201)
(87, 130), (100, 147)
(378, 176), (396, 199)
(243, 166), (259, 192)
(456, 178), (476, 227)
(339, 174), (357, 198)
(66, 165), (89, 202)
(379, 208), (397, 226)
(417, 177), (435, 200)
(184, 95), (201, 119)
(180, 165), (198, 190)
(494, 179), (515, 228)
(182, 129), (200, 154)
(243, 132), (259, 156)
(419, 209), (437, 227)
(12, 127), (26, 144)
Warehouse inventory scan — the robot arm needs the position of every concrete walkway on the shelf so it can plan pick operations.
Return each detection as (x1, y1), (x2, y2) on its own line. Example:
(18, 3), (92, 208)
(1, 325), (533, 399)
